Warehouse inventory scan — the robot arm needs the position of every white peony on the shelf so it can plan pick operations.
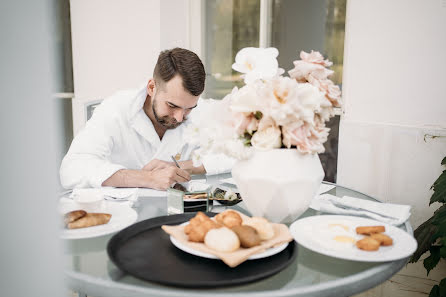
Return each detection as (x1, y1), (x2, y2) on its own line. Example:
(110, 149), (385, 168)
(232, 47), (279, 84)
(250, 119), (282, 150)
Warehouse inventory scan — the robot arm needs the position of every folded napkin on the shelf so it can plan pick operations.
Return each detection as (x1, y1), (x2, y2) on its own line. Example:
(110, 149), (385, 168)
(310, 194), (411, 226)
(162, 211), (293, 268)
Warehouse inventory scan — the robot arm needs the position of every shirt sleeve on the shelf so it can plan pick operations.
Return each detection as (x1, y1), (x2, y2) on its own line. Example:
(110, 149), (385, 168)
(59, 103), (126, 189)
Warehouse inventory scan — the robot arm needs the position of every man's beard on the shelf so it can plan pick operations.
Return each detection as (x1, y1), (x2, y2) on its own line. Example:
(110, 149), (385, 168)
(152, 99), (182, 129)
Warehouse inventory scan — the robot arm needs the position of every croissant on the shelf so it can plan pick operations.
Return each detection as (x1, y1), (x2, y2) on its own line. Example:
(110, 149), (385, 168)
(64, 210), (87, 225)
(67, 213), (112, 229)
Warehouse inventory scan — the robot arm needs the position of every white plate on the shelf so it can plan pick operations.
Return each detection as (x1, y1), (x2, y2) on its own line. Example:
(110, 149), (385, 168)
(170, 222), (288, 260)
(290, 215), (417, 262)
(59, 198), (138, 239)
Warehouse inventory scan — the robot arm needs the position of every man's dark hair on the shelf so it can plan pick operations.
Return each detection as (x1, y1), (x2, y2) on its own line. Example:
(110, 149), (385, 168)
(153, 48), (205, 96)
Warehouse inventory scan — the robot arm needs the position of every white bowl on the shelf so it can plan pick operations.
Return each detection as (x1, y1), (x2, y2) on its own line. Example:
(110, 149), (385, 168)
(73, 191), (104, 212)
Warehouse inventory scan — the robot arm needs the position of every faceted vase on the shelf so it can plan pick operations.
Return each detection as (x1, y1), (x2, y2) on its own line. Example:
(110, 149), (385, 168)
(231, 149), (324, 224)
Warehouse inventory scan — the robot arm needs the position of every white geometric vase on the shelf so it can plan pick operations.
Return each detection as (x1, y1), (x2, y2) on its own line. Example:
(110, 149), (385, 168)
(231, 149), (324, 224)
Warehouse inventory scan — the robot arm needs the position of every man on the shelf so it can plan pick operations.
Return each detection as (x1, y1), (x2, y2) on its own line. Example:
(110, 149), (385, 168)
(60, 48), (231, 190)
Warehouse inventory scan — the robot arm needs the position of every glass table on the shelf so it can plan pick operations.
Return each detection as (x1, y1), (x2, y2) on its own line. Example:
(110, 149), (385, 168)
(63, 175), (412, 297)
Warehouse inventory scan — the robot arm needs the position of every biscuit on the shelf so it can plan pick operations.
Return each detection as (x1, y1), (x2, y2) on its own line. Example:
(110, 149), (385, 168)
(356, 226), (385, 235)
(356, 237), (380, 251)
(370, 233), (393, 246)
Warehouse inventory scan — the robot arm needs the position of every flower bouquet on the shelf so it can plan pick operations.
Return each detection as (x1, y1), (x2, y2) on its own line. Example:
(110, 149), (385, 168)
(186, 47), (341, 223)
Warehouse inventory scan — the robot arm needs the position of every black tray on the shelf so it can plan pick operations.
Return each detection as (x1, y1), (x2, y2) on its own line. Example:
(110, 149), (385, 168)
(107, 213), (297, 288)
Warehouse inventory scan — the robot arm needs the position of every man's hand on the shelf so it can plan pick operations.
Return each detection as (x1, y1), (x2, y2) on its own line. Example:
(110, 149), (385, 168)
(146, 166), (191, 190)
(142, 159), (174, 171)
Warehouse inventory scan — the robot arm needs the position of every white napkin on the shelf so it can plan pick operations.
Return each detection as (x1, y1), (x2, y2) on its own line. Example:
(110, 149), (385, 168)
(70, 187), (139, 206)
(310, 194), (411, 226)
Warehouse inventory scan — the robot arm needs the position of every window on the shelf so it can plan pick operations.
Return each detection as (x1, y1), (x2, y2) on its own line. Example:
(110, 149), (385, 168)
(202, 0), (347, 182)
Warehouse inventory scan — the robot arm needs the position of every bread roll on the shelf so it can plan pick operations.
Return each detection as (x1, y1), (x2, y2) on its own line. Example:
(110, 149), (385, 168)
(215, 210), (242, 228)
(204, 227), (240, 252)
(243, 217), (275, 240)
(231, 225), (261, 248)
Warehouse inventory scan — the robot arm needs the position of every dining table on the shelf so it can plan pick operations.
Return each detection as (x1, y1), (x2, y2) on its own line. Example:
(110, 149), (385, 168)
(63, 173), (413, 297)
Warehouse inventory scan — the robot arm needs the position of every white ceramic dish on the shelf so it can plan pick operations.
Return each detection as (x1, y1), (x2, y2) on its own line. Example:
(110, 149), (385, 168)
(290, 215), (417, 262)
(59, 198), (138, 239)
(170, 222), (288, 260)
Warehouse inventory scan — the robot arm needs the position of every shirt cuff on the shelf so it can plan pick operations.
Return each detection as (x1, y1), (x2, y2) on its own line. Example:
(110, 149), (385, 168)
(201, 153), (236, 175)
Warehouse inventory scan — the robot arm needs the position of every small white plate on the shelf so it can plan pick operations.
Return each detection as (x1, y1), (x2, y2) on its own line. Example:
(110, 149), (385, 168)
(290, 215), (417, 262)
(170, 222), (288, 260)
(59, 198), (138, 239)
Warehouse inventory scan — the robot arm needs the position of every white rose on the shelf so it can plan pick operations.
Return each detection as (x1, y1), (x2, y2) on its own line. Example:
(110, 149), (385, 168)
(251, 125), (282, 150)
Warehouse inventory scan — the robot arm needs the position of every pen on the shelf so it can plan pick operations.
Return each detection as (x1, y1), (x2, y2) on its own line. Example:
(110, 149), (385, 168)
(171, 155), (181, 168)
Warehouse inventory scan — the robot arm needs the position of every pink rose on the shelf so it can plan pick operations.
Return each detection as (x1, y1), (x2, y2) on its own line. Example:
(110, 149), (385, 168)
(233, 112), (259, 135)
(300, 50), (333, 67)
(282, 122), (329, 154)
(307, 75), (341, 107)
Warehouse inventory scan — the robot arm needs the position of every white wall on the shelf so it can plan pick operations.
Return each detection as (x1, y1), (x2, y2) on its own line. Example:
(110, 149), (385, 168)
(70, 0), (161, 134)
(69, 0), (199, 134)
(339, 0), (446, 296)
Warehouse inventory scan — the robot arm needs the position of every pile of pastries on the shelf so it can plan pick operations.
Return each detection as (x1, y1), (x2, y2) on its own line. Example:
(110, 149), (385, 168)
(355, 225), (393, 251)
(184, 210), (274, 253)
(64, 210), (112, 229)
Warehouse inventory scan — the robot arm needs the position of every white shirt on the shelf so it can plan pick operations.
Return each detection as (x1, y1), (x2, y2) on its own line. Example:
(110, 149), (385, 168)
(60, 86), (234, 189)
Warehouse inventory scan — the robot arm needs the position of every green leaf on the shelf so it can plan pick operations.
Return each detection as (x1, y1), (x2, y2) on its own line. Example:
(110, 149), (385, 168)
(440, 243), (446, 259)
(430, 170), (446, 205)
(432, 205), (446, 225)
(439, 278), (446, 297)
(424, 246), (441, 275)
(429, 285), (440, 297)
(442, 156), (446, 165)
(410, 216), (439, 263)
(254, 111), (263, 120)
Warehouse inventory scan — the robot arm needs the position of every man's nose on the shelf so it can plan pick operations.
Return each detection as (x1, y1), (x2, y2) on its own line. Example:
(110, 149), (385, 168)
(173, 109), (185, 122)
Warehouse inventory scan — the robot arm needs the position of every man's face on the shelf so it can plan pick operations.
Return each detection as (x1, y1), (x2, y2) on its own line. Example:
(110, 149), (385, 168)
(151, 75), (199, 129)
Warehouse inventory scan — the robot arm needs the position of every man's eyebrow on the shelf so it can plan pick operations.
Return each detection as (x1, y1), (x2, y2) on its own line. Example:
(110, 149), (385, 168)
(167, 101), (197, 109)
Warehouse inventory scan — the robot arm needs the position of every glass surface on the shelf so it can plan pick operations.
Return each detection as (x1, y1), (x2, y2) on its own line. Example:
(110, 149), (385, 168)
(64, 176), (410, 296)
(270, 0), (346, 183)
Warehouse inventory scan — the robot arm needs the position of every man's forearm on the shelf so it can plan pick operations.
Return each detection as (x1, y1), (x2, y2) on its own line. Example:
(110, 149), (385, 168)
(102, 169), (152, 188)
(178, 160), (206, 175)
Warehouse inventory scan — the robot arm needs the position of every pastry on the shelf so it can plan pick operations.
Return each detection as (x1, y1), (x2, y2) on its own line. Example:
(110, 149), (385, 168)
(370, 233), (393, 246)
(243, 217), (275, 240)
(64, 210), (87, 225)
(231, 225), (261, 248)
(67, 213), (112, 229)
(204, 227), (240, 252)
(215, 210), (242, 228)
(184, 212), (220, 242)
(356, 226), (385, 235)
(356, 237), (380, 251)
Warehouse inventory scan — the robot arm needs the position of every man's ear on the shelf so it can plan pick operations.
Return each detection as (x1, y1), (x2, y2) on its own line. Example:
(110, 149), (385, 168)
(146, 78), (156, 97)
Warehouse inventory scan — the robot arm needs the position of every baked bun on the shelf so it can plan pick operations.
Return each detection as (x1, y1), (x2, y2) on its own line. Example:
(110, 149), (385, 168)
(243, 217), (274, 240)
(215, 210), (242, 228)
(204, 227), (240, 252)
(231, 225), (261, 248)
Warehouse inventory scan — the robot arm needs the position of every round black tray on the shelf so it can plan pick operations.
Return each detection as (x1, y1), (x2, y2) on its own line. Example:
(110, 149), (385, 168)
(107, 213), (297, 288)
